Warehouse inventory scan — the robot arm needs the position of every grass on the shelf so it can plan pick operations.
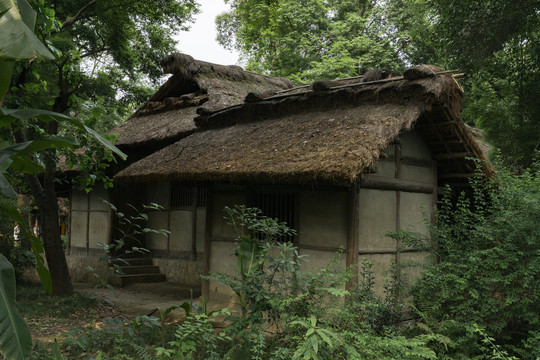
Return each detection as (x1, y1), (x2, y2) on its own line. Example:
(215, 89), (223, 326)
(14, 281), (175, 359)
(16, 281), (98, 319)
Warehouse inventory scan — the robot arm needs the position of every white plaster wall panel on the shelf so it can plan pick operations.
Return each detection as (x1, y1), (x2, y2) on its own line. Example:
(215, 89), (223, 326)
(211, 192), (248, 240)
(399, 192), (432, 235)
(359, 254), (396, 297)
(146, 211), (169, 250)
(299, 249), (346, 274)
(210, 241), (238, 275)
(358, 189), (397, 250)
(70, 210), (87, 248)
(88, 212), (111, 249)
(88, 185), (111, 211)
(298, 190), (348, 247)
(401, 164), (434, 183)
(169, 210), (192, 251)
(400, 130), (431, 160)
(146, 182), (170, 208)
(67, 254), (109, 283)
(208, 241), (240, 304)
(196, 208), (206, 253)
(71, 191), (88, 211)
(373, 159), (395, 178)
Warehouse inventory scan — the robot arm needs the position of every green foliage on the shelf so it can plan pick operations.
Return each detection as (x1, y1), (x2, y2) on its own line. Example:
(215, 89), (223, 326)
(217, 0), (405, 82)
(154, 205), (437, 359)
(0, 0), (53, 60)
(411, 164), (540, 358)
(87, 201), (169, 287)
(221, 0), (539, 168)
(15, 282), (96, 319)
(0, 199), (51, 295)
(290, 316), (339, 360)
(156, 308), (232, 360)
(4, 0), (199, 121)
(0, 0), (53, 98)
(60, 316), (162, 360)
(0, 254), (32, 360)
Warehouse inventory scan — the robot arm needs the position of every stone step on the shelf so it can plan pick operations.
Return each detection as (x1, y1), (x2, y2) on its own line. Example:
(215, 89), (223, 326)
(118, 273), (166, 287)
(119, 265), (161, 275)
(111, 258), (153, 267)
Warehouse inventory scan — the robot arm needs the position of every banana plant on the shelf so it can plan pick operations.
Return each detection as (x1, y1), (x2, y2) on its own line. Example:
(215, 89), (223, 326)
(0, 254), (31, 360)
(0, 0), (56, 358)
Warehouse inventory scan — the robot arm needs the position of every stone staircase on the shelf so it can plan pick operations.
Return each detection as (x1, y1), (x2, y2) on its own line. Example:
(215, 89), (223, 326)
(112, 258), (166, 287)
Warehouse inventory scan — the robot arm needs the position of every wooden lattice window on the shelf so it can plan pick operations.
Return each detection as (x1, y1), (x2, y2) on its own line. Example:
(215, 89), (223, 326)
(254, 192), (295, 242)
(170, 184), (207, 208)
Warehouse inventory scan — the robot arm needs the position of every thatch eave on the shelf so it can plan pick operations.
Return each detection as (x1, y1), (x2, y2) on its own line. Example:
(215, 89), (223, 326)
(110, 53), (294, 148)
(114, 65), (493, 188)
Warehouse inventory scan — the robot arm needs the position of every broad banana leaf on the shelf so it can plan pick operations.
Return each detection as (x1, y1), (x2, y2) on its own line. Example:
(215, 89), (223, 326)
(0, 0), (54, 61)
(238, 237), (263, 277)
(0, 203), (52, 295)
(1, 108), (127, 160)
(0, 60), (14, 99)
(0, 0), (54, 97)
(0, 254), (32, 360)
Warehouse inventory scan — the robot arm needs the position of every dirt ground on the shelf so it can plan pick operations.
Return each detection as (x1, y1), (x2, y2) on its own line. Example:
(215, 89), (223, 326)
(26, 281), (202, 346)
(73, 281), (201, 322)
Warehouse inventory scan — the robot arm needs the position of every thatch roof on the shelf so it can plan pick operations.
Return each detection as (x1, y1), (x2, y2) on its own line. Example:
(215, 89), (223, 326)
(115, 65), (493, 187)
(110, 53), (294, 149)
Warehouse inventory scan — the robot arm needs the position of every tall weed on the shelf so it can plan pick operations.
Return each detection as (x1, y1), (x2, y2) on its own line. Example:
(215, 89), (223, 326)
(412, 163), (540, 359)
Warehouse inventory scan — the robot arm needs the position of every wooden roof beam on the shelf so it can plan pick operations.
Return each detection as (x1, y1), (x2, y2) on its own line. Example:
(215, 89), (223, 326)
(439, 172), (485, 179)
(433, 152), (473, 160)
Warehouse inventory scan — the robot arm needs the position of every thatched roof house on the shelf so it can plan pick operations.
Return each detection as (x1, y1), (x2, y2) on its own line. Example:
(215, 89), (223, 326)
(115, 63), (492, 189)
(68, 55), (493, 302)
(111, 53), (294, 153)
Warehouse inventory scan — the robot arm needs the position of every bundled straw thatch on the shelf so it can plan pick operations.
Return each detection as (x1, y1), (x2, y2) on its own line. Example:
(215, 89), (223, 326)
(115, 64), (493, 188)
(110, 53), (294, 149)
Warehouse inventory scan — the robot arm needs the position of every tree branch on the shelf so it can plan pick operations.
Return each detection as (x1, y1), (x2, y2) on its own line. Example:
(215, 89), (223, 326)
(80, 46), (110, 59)
(60, 0), (97, 31)
(12, 129), (45, 195)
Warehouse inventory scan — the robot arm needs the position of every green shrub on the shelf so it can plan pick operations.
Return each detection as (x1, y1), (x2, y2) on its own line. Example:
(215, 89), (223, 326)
(156, 205), (438, 360)
(411, 164), (540, 359)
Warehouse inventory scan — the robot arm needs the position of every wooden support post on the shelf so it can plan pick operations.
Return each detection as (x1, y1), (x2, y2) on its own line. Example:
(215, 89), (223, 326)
(85, 192), (90, 253)
(394, 141), (402, 259)
(346, 183), (359, 291)
(202, 185), (214, 301)
(190, 187), (198, 261)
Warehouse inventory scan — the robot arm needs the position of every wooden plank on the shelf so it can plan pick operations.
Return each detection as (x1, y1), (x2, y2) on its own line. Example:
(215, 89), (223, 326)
(360, 177), (434, 194)
(298, 244), (343, 253)
(358, 248), (423, 255)
(400, 156), (433, 168)
(432, 152), (472, 160)
(439, 172), (485, 179)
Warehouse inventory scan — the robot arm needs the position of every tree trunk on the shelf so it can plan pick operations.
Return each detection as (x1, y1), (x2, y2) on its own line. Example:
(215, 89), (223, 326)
(14, 126), (74, 296)
(35, 178), (74, 296)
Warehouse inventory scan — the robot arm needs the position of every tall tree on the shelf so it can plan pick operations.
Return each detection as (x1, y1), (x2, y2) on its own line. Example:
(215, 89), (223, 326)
(220, 0), (540, 168)
(429, 0), (540, 169)
(3, 0), (199, 296)
(217, 0), (406, 83)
